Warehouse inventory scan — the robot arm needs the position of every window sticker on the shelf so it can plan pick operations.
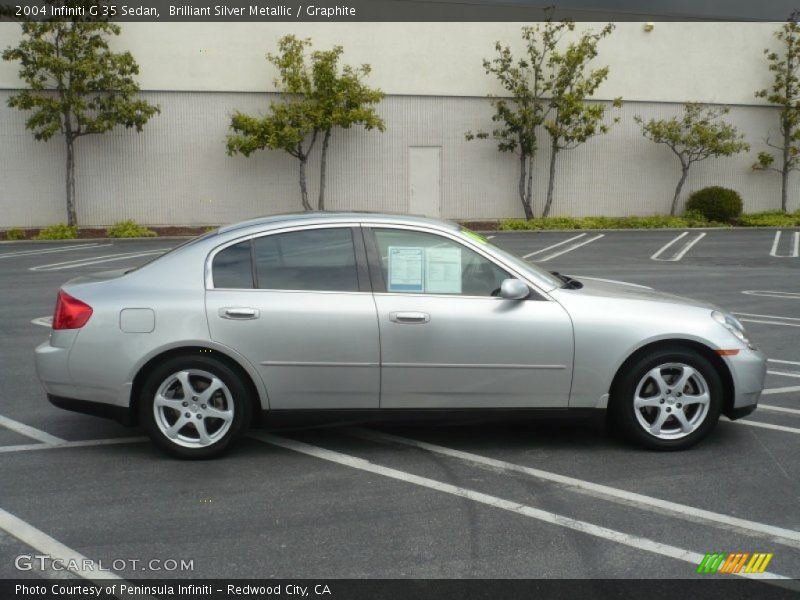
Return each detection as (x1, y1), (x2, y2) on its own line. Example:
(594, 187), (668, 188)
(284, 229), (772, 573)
(387, 246), (424, 292)
(425, 247), (462, 294)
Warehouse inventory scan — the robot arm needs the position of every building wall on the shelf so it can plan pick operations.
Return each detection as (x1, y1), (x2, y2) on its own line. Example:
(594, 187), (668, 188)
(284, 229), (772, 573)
(0, 22), (783, 103)
(0, 92), (789, 227)
(0, 22), (794, 227)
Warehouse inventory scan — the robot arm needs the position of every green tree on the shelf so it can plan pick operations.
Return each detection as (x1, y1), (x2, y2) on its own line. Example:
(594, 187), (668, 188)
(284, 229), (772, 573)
(227, 35), (384, 211)
(635, 104), (749, 216)
(542, 24), (619, 217)
(2, 1), (160, 227)
(467, 12), (617, 219)
(753, 14), (800, 212)
(466, 12), (572, 220)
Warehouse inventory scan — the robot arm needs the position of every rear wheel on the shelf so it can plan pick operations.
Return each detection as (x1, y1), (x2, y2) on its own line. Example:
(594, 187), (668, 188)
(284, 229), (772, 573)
(610, 347), (723, 450)
(138, 355), (252, 458)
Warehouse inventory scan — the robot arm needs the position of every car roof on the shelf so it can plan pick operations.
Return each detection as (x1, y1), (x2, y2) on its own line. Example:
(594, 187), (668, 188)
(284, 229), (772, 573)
(216, 211), (460, 236)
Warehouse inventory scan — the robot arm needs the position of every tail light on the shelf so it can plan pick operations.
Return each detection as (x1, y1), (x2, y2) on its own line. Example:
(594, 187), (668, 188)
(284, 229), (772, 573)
(53, 289), (93, 330)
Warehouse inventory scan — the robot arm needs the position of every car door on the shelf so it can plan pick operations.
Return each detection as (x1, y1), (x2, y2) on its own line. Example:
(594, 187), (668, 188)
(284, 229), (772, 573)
(365, 225), (574, 409)
(205, 224), (380, 410)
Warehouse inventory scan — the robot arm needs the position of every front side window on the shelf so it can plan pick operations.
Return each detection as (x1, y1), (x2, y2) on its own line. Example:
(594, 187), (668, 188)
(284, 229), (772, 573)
(372, 228), (509, 297)
(253, 228), (359, 292)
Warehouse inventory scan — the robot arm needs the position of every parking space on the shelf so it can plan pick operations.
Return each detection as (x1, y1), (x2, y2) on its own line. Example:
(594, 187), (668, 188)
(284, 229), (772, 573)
(1, 230), (799, 584)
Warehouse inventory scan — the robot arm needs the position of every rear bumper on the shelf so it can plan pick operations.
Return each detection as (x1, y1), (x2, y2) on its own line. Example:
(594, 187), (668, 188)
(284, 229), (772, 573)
(47, 394), (134, 426)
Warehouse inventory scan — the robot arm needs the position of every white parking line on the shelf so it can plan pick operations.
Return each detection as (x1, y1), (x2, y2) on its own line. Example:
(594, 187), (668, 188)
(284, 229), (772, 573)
(769, 370), (800, 379)
(734, 313), (800, 324)
(0, 507), (122, 581)
(742, 290), (800, 300)
(522, 233), (586, 258)
(532, 234), (605, 262)
(769, 358), (800, 367)
(769, 231), (800, 258)
(347, 428), (800, 549)
(739, 318), (800, 328)
(759, 404), (800, 416)
(0, 415), (65, 445)
(737, 420), (800, 435)
(651, 232), (706, 261)
(0, 243), (111, 259)
(251, 432), (788, 579)
(30, 249), (166, 272)
(31, 316), (52, 328)
(0, 437), (148, 454)
(762, 385), (800, 396)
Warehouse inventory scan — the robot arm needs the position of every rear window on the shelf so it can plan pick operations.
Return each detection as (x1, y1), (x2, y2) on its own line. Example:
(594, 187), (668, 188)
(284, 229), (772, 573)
(211, 241), (253, 288)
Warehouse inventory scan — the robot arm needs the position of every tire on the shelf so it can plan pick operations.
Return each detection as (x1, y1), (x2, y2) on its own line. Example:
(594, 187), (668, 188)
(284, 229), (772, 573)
(138, 354), (253, 459)
(609, 346), (723, 450)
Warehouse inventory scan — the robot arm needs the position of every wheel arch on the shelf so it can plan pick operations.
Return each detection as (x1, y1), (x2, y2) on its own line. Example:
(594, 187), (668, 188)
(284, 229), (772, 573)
(128, 343), (268, 425)
(608, 338), (735, 417)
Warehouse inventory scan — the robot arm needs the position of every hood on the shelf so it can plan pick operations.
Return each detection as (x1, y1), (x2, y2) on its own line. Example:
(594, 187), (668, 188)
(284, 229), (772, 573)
(558, 275), (719, 310)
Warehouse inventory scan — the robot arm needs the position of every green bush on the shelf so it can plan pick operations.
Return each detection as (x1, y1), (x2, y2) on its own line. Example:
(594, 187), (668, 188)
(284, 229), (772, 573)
(498, 214), (727, 231)
(106, 220), (157, 238)
(33, 224), (79, 240)
(737, 210), (800, 227)
(684, 187), (743, 223)
(5, 227), (26, 240)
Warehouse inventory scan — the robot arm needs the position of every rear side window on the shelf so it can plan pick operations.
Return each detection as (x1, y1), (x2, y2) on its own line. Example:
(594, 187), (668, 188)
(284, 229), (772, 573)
(253, 228), (359, 292)
(212, 241), (253, 288)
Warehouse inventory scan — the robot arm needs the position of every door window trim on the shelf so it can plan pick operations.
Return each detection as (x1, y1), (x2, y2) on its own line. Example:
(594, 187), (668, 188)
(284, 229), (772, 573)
(362, 224), (548, 300)
(205, 223), (371, 293)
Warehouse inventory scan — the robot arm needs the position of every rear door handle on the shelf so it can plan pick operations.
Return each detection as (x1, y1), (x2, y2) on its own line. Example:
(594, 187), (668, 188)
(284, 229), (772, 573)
(220, 307), (260, 320)
(389, 311), (430, 324)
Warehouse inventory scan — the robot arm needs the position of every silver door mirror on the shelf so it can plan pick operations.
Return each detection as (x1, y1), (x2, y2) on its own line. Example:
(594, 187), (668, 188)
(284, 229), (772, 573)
(500, 278), (530, 300)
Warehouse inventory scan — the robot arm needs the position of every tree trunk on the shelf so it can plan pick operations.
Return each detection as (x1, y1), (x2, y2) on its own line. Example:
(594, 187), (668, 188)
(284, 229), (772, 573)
(782, 125), (790, 213)
(542, 141), (559, 218)
(517, 152), (533, 220)
(65, 136), (77, 227)
(318, 129), (331, 211)
(298, 157), (312, 211)
(526, 155), (534, 218)
(671, 165), (689, 216)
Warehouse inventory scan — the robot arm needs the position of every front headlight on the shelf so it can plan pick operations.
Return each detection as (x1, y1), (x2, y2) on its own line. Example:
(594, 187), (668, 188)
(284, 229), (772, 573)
(711, 310), (752, 348)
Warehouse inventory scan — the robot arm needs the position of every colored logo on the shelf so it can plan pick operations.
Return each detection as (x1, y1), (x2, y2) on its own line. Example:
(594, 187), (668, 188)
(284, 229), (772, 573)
(697, 552), (773, 574)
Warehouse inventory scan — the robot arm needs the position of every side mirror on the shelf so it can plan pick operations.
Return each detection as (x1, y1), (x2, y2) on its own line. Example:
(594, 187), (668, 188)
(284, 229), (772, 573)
(500, 278), (530, 300)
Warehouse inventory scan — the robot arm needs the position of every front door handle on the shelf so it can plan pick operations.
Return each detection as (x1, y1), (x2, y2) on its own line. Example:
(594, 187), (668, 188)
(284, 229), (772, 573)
(220, 307), (260, 320)
(389, 311), (430, 324)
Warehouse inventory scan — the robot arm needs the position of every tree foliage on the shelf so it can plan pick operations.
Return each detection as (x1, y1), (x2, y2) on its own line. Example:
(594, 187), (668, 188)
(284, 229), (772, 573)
(753, 14), (800, 212)
(635, 103), (749, 216)
(2, 0), (159, 226)
(467, 11), (617, 219)
(227, 35), (385, 211)
(542, 23), (619, 217)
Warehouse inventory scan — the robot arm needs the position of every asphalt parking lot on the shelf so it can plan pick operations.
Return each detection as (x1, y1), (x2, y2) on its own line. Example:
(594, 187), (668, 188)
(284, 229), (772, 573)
(1, 229), (799, 587)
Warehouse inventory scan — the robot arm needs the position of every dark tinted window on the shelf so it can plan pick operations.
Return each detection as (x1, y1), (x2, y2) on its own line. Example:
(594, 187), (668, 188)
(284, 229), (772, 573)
(254, 228), (359, 292)
(212, 241), (253, 288)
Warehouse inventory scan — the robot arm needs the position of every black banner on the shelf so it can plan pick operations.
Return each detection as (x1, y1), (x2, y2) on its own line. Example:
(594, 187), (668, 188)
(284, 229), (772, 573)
(4, 579), (800, 600)
(3, 0), (800, 22)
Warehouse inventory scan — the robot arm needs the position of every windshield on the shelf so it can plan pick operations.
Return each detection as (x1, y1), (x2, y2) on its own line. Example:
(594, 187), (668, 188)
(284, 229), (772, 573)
(459, 228), (563, 291)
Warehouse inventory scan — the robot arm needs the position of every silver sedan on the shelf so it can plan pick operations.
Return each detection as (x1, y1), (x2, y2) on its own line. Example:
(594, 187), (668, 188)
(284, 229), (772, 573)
(35, 213), (766, 458)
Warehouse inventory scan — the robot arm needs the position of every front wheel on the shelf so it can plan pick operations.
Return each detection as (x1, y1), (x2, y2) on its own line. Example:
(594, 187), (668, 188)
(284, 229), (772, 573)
(610, 347), (723, 450)
(138, 355), (252, 459)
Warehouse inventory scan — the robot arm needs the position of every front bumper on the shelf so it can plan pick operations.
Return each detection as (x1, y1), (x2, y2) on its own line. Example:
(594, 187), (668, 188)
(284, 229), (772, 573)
(723, 347), (767, 420)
